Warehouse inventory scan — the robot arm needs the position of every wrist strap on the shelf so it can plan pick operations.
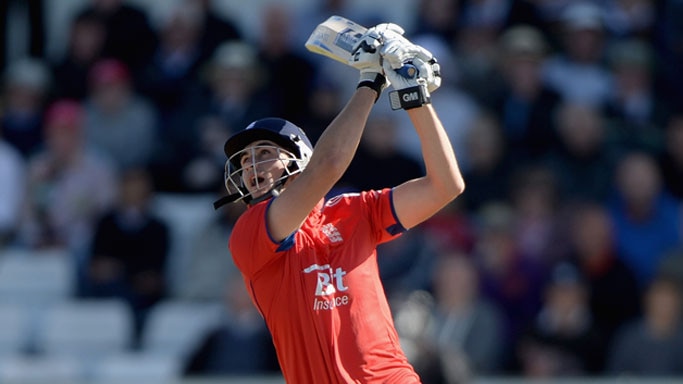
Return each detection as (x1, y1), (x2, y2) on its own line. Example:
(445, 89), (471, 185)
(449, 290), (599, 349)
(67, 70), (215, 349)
(389, 84), (431, 110)
(357, 73), (386, 102)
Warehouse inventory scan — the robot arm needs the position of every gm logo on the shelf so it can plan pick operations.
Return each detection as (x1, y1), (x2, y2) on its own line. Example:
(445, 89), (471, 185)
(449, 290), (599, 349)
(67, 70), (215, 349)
(402, 92), (419, 102)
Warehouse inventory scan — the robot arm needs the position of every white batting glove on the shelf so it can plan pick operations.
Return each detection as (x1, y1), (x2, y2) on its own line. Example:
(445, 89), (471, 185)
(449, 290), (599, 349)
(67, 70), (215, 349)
(382, 42), (442, 92)
(349, 31), (387, 100)
(348, 23), (411, 100)
(382, 46), (442, 110)
(368, 23), (408, 45)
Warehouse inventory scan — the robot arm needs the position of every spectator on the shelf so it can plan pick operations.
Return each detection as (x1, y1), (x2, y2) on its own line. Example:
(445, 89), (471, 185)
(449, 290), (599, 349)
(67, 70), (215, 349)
(51, 11), (106, 100)
(75, 0), (157, 74)
(339, 111), (423, 192)
(1, 57), (51, 158)
(0, 124), (26, 246)
(460, 113), (513, 212)
(453, 1), (509, 101)
(299, 77), (345, 145)
(150, 40), (272, 193)
(399, 252), (504, 382)
(459, 0), (514, 32)
(421, 197), (477, 256)
(138, 0), (205, 119)
(508, 165), (562, 264)
(0, 0), (45, 72)
(517, 262), (607, 377)
(82, 166), (170, 344)
(564, 202), (641, 345)
(658, 248), (683, 291)
(255, 3), (317, 124)
(659, 113), (683, 200)
(411, 0), (461, 44)
(376, 222), (440, 300)
(545, 102), (617, 204)
(473, 202), (547, 370)
(608, 274), (683, 376)
(542, 2), (613, 108)
(83, 58), (158, 171)
(604, 38), (667, 155)
(189, 0), (242, 62)
(488, 24), (561, 163)
(184, 275), (279, 376)
(608, 151), (682, 288)
(602, 0), (657, 39)
(19, 99), (117, 255)
(654, 0), (683, 112)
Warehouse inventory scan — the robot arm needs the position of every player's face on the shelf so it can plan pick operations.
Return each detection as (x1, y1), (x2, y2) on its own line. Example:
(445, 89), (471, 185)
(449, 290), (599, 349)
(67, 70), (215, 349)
(239, 140), (291, 198)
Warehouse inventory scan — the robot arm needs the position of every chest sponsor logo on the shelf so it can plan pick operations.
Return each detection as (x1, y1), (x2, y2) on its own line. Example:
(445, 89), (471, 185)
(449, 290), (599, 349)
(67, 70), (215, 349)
(303, 263), (350, 311)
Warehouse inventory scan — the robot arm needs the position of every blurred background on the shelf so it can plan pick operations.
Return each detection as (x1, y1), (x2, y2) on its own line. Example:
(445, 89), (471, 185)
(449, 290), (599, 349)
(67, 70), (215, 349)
(0, 0), (682, 383)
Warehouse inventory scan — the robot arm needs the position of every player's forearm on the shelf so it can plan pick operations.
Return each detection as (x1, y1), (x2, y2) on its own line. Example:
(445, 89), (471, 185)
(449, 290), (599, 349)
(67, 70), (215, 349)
(408, 105), (465, 199)
(308, 87), (376, 178)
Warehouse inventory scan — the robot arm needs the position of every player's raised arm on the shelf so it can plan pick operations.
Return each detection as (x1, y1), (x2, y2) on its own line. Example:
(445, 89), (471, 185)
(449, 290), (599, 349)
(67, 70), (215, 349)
(266, 29), (395, 242)
(382, 43), (466, 229)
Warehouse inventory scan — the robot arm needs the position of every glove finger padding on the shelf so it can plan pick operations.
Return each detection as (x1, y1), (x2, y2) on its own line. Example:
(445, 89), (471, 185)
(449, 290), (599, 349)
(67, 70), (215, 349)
(382, 42), (442, 93)
(349, 33), (382, 72)
(350, 22), (407, 72)
(419, 57), (441, 93)
(370, 23), (405, 37)
(409, 45), (441, 92)
(381, 39), (424, 69)
(350, 30), (388, 100)
(382, 54), (441, 110)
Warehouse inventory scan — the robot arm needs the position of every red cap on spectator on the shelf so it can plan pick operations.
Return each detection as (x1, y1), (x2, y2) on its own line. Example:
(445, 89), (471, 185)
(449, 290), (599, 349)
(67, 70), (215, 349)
(45, 100), (83, 132)
(89, 59), (130, 87)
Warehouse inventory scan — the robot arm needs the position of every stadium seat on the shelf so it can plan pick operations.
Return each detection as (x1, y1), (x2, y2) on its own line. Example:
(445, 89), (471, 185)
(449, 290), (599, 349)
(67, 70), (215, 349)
(90, 352), (182, 383)
(151, 193), (215, 296)
(0, 248), (74, 306)
(0, 303), (31, 356)
(140, 300), (222, 359)
(0, 355), (83, 383)
(36, 299), (134, 360)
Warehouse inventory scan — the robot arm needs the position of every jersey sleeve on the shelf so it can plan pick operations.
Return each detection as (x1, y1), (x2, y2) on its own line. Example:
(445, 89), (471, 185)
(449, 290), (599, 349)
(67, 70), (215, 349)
(229, 199), (292, 278)
(361, 188), (407, 244)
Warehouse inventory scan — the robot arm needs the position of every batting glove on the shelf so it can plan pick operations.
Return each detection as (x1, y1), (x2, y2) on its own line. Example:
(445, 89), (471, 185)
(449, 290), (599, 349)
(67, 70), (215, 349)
(382, 44), (442, 110)
(349, 23), (407, 101)
(382, 41), (441, 92)
(349, 32), (386, 100)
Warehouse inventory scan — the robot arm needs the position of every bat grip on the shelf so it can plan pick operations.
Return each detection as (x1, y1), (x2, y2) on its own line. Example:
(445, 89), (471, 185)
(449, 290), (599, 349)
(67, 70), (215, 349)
(397, 64), (418, 79)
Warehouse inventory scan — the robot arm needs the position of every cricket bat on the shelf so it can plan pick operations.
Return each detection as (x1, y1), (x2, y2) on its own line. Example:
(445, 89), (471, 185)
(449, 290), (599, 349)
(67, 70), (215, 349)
(305, 15), (368, 64)
(305, 15), (417, 79)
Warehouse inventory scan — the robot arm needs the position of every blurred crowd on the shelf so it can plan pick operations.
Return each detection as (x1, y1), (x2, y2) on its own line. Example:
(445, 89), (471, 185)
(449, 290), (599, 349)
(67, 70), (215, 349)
(1, 0), (683, 382)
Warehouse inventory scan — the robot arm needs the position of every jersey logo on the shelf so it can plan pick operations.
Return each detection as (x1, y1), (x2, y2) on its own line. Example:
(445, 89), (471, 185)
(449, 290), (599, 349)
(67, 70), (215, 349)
(303, 263), (350, 311)
(321, 223), (343, 243)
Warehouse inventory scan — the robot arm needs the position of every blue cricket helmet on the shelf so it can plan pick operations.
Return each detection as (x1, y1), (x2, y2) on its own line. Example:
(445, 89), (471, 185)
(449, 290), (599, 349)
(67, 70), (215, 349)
(214, 118), (313, 209)
(224, 118), (313, 168)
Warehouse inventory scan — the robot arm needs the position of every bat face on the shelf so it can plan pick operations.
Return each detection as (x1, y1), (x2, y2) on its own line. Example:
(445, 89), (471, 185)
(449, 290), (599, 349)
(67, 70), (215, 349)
(334, 27), (364, 54)
(305, 15), (368, 64)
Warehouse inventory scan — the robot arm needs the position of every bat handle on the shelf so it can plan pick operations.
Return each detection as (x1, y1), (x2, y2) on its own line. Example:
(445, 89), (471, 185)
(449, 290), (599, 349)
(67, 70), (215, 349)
(397, 64), (418, 79)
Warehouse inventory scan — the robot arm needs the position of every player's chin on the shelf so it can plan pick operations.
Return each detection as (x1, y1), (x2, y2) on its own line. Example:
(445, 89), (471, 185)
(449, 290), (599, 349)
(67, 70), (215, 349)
(249, 185), (273, 199)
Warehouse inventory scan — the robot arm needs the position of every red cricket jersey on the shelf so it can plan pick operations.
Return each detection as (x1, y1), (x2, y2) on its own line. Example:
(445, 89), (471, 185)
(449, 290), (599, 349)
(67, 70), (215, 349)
(229, 189), (421, 384)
